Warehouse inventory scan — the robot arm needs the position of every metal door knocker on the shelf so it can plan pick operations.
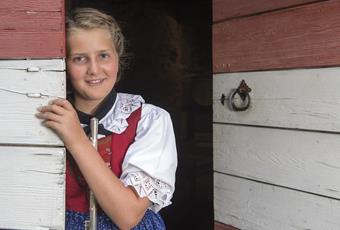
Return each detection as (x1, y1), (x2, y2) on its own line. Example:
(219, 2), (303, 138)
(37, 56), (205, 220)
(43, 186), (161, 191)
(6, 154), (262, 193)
(220, 80), (252, 111)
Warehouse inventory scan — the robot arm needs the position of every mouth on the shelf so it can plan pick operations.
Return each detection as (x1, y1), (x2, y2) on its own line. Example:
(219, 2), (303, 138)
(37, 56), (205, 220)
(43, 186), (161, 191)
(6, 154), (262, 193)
(86, 79), (105, 86)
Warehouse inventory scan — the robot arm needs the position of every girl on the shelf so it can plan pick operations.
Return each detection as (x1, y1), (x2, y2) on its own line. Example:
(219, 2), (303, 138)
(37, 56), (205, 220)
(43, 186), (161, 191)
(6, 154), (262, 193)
(36, 8), (177, 230)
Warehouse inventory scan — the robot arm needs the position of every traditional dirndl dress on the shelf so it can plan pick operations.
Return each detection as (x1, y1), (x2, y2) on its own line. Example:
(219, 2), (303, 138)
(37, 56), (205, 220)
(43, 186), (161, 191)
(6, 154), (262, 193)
(66, 209), (165, 230)
(66, 92), (177, 230)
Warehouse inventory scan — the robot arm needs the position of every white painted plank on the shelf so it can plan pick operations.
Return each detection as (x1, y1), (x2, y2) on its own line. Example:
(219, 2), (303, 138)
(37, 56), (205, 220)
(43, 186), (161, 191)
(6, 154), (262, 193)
(214, 172), (340, 230)
(214, 124), (340, 200)
(0, 59), (65, 71)
(0, 146), (65, 230)
(213, 67), (340, 132)
(0, 59), (66, 146)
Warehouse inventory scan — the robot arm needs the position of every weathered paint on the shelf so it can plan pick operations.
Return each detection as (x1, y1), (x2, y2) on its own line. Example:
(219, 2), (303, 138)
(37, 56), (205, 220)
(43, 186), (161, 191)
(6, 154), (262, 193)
(214, 124), (340, 199)
(213, 0), (340, 73)
(213, 0), (340, 229)
(0, 59), (66, 146)
(213, 67), (340, 133)
(215, 173), (340, 230)
(0, 146), (65, 229)
(0, 0), (65, 58)
(213, 0), (320, 22)
(213, 67), (340, 229)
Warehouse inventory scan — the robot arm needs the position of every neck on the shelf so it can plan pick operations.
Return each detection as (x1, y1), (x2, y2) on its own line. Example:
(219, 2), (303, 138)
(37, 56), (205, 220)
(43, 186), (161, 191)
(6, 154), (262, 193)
(71, 88), (117, 116)
(74, 98), (101, 115)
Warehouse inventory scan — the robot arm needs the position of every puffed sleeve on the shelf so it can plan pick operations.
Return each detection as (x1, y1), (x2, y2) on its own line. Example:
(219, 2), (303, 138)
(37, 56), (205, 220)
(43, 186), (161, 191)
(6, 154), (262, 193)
(120, 104), (178, 212)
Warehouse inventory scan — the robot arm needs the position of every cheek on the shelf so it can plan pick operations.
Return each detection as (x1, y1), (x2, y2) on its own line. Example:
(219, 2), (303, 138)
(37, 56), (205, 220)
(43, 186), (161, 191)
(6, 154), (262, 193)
(66, 64), (84, 81)
(104, 63), (119, 78)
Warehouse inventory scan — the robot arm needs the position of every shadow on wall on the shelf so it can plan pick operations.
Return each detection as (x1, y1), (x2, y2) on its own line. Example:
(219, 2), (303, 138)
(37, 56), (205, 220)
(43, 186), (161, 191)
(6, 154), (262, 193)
(68, 0), (213, 229)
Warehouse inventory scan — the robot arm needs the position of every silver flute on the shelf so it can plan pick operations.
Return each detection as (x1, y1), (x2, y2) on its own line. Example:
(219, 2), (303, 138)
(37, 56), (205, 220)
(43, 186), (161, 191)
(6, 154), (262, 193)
(85, 117), (98, 230)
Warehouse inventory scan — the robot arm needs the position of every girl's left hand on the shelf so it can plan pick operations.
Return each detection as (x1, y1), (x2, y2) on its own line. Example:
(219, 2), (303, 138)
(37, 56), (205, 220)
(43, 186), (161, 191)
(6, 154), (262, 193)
(36, 99), (88, 149)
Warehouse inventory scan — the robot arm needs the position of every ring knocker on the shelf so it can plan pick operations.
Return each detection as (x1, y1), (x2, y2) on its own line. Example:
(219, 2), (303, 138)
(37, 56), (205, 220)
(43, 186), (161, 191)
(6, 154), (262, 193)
(220, 80), (252, 111)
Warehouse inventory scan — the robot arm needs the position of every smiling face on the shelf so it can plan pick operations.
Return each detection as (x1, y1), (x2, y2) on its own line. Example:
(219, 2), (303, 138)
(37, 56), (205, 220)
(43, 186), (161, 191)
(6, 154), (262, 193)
(67, 28), (119, 113)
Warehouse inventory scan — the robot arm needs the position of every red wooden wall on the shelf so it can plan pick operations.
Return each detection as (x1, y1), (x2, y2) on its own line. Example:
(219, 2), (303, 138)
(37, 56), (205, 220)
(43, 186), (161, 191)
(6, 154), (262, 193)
(0, 0), (65, 58)
(213, 0), (321, 21)
(213, 0), (340, 73)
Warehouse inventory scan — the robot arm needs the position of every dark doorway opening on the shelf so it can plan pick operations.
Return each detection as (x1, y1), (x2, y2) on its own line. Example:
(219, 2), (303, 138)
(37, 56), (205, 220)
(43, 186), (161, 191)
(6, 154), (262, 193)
(67, 1), (212, 229)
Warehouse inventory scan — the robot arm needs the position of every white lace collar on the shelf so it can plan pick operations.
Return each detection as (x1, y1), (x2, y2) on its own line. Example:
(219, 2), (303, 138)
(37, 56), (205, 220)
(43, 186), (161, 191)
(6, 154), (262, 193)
(98, 93), (144, 134)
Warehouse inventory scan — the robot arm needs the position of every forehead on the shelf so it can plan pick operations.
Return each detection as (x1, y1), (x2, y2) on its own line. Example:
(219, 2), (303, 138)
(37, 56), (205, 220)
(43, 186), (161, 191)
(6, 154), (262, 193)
(67, 28), (115, 54)
(68, 27), (112, 41)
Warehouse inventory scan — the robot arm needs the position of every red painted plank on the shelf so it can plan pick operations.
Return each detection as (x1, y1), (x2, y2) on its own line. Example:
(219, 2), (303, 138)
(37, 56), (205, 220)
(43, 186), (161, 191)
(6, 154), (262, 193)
(0, 11), (63, 31)
(213, 0), (323, 22)
(215, 221), (239, 230)
(0, 0), (65, 58)
(0, 32), (65, 58)
(213, 0), (340, 73)
(0, 0), (62, 11)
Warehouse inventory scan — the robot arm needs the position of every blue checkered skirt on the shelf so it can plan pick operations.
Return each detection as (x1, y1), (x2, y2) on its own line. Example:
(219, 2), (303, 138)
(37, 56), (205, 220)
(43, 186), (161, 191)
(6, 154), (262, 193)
(66, 209), (166, 230)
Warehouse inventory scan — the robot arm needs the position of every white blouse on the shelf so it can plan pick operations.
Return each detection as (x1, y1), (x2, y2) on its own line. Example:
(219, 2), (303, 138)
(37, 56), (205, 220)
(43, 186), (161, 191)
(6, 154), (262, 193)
(95, 93), (177, 212)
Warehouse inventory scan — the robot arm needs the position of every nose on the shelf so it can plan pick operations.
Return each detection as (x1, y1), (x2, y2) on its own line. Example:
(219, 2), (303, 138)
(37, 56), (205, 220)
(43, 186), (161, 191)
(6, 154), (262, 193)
(87, 58), (99, 75)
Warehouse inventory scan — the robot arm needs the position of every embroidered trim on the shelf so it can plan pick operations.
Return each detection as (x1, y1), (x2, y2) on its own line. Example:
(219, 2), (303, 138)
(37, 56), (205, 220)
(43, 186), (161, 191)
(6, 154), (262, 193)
(100, 93), (145, 134)
(122, 171), (173, 212)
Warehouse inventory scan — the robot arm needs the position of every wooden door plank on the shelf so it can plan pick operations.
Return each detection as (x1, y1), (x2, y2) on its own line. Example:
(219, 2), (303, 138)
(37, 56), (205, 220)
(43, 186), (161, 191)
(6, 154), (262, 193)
(213, 0), (320, 22)
(0, 59), (65, 146)
(0, 59), (65, 70)
(214, 173), (340, 230)
(213, 67), (340, 133)
(214, 124), (340, 199)
(213, 0), (340, 73)
(0, 32), (65, 58)
(0, 146), (65, 229)
(0, 0), (63, 11)
(0, 11), (63, 31)
(0, 0), (65, 58)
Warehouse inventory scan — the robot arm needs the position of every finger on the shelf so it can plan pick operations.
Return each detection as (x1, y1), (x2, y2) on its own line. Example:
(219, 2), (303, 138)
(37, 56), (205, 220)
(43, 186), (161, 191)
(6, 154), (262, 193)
(42, 120), (61, 133)
(50, 99), (75, 111)
(49, 98), (66, 105)
(36, 111), (62, 123)
(38, 104), (66, 115)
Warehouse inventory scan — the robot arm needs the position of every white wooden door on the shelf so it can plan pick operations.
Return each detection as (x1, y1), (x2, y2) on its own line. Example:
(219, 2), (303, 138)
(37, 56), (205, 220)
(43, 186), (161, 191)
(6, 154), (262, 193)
(213, 68), (340, 230)
(0, 1), (66, 229)
(0, 60), (66, 230)
(213, 1), (340, 229)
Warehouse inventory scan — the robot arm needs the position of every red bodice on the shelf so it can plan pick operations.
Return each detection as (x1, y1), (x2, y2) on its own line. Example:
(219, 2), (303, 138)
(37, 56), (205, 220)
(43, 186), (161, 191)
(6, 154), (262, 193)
(66, 107), (142, 212)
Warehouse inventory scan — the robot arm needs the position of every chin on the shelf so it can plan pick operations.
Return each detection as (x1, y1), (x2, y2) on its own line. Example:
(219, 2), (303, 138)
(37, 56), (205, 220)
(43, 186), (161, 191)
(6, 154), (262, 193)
(92, 92), (111, 100)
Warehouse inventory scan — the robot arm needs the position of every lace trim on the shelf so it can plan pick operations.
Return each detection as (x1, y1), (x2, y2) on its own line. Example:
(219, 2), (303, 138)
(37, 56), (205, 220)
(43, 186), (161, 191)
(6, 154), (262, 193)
(101, 93), (145, 134)
(122, 171), (173, 212)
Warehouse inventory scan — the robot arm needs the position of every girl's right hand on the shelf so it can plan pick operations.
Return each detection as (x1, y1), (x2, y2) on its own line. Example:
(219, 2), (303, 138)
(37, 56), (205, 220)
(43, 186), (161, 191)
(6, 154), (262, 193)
(36, 99), (88, 150)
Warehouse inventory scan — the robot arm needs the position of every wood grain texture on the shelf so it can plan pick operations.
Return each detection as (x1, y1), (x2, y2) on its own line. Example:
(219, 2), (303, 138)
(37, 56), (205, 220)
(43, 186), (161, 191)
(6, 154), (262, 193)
(214, 172), (340, 230)
(0, 0), (63, 11)
(213, 67), (340, 133)
(0, 146), (65, 229)
(213, 0), (340, 73)
(0, 0), (65, 58)
(213, 0), (319, 22)
(0, 32), (65, 58)
(0, 59), (65, 146)
(214, 124), (340, 199)
(0, 59), (65, 70)
(0, 11), (63, 31)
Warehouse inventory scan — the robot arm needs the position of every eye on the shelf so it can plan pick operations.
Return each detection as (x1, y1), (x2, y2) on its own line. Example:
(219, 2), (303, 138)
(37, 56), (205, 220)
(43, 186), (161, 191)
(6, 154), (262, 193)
(72, 56), (87, 64)
(99, 52), (110, 60)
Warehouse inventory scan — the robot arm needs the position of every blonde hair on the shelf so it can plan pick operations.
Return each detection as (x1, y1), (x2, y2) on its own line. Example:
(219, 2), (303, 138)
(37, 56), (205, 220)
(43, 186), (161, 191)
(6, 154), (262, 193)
(66, 8), (126, 80)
